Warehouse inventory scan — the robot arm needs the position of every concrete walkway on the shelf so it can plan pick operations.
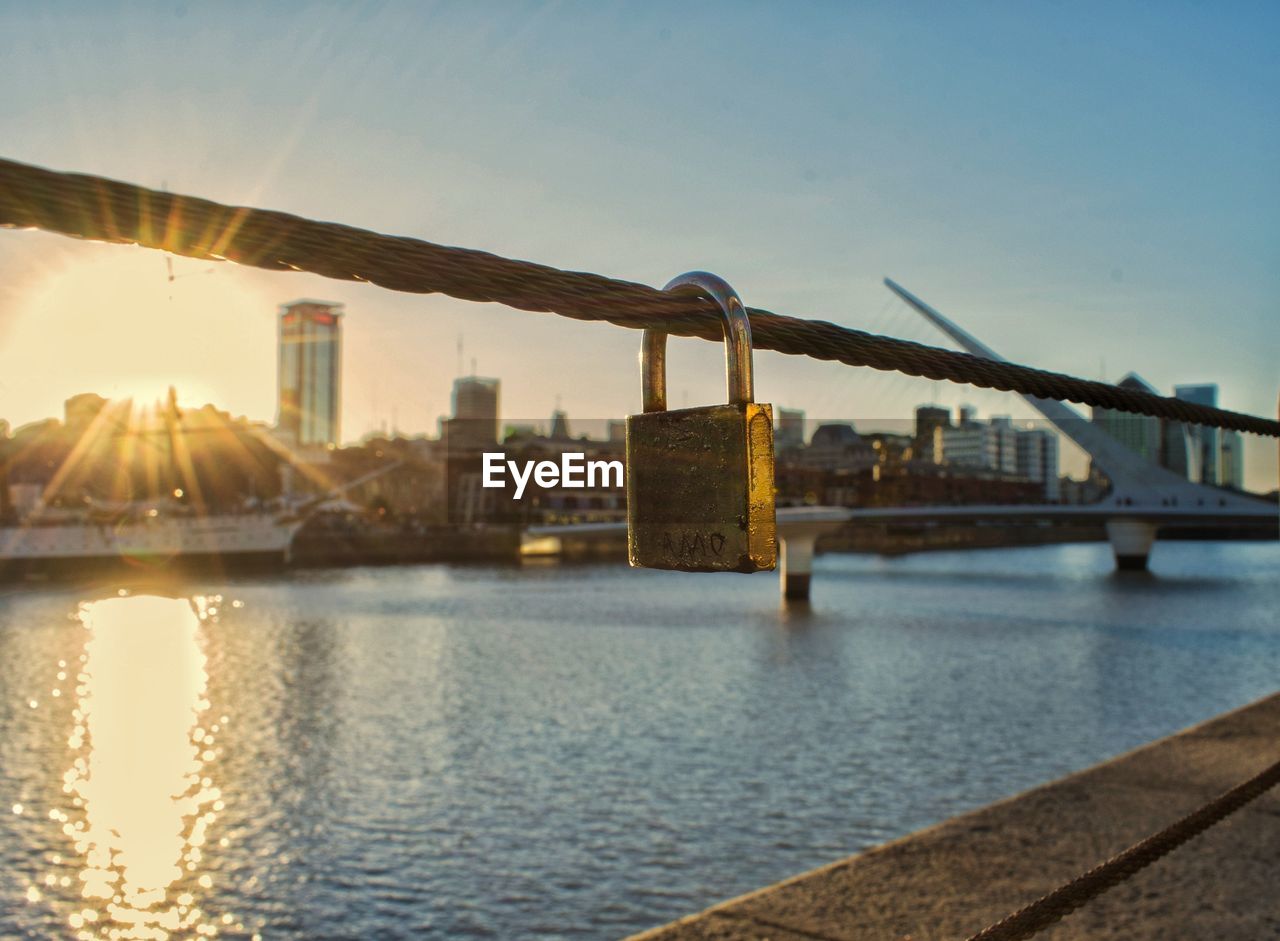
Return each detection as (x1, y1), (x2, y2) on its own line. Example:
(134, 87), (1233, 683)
(626, 693), (1280, 941)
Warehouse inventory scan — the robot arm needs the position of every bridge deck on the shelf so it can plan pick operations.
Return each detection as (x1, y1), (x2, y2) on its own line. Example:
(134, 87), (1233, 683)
(526, 501), (1276, 537)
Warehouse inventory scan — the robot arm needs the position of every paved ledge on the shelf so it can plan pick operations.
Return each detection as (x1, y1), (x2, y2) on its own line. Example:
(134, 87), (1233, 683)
(626, 692), (1280, 941)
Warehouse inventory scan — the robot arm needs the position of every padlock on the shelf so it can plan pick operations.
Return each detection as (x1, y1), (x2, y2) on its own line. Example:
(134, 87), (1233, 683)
(626, 271), (777, 573)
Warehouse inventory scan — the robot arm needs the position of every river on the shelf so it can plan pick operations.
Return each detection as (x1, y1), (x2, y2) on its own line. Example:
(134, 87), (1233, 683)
(1, 540), (1276, 939)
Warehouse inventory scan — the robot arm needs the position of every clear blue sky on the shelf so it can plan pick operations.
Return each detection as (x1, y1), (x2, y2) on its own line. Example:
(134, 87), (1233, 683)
(1, 1), (1276, 487)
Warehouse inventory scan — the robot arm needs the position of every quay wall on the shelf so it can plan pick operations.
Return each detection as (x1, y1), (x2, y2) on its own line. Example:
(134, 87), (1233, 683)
(627, 692), (1280, 941)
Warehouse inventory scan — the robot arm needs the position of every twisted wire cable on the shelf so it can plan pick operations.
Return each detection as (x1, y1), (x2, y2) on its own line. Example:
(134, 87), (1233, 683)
(963, 753), (1280, 941)
(1, 157), (1276, 437)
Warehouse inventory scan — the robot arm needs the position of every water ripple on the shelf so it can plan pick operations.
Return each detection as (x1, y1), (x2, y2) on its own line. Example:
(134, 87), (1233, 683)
(0, 541), (1276, 939)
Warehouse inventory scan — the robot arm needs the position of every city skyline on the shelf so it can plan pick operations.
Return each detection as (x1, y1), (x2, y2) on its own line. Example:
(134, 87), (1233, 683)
(0, 3), (1276, 490)
(1, 373), (1265, 506)
(2, 269), (1266, 496)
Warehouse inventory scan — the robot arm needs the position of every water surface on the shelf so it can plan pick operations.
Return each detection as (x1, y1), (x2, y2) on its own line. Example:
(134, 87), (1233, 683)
(1, 540), (1276, 939)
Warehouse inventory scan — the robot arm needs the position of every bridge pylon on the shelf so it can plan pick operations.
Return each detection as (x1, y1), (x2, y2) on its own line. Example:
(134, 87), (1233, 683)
(885, 277), (1273, 572)
(776, 509), (849, 603)
(1105, 519), (1158, 571)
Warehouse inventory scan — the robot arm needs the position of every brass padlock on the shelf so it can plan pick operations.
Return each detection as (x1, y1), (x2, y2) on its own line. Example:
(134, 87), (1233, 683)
(626, 271), (777, 573)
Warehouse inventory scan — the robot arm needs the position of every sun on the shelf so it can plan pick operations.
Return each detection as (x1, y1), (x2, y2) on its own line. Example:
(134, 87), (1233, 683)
(1, 244), (278, 422)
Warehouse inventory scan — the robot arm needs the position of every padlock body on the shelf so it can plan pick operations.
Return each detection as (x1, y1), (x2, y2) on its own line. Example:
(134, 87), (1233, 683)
(626, 402), (776, 572)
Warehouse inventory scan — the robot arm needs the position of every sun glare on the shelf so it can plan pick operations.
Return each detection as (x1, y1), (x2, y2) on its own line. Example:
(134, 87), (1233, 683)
(3, 246), (276, 421)
(43, 595), (230, 939)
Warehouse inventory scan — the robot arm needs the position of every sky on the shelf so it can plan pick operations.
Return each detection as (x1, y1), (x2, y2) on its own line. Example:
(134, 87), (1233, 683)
(0, 1), (1277, 489)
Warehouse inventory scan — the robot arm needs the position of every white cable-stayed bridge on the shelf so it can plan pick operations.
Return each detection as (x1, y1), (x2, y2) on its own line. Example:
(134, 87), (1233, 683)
(528, 280), (1276, 600)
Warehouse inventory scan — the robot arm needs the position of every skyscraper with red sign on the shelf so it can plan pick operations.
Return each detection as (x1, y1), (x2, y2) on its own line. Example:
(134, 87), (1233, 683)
(277, 300), (343, 448)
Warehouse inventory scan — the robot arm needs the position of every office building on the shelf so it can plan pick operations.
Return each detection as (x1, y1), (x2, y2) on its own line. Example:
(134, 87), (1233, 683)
(915, 405), (951, 439)
(775, 408), (806, 452)
(1015, 428), (1060, 501)
(1160, 419), (1196, 480)
(943, 416), (1016, 475)
(277, 300), (343, 447)
(1174, 384), (1220, 486)
(1220, 429), (1244, 490)
(913, 405), (950, 465)
(794, 423), (876, 472)
(1092, 373), (1161, 463)
(448, 376), (500, 450)
(991, 417), (1018, 473)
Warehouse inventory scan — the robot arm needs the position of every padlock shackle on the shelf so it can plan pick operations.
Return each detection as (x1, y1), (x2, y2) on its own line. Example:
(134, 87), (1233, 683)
(642, 271), (754, 413)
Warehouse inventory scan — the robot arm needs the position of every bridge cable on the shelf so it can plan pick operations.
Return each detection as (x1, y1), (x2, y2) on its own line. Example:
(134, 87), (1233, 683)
(1, 157), (1276, 438)
(962, 752), (1280, 941)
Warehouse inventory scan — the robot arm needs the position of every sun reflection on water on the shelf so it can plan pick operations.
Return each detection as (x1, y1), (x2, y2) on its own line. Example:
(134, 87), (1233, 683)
(45, 594), (232, 940)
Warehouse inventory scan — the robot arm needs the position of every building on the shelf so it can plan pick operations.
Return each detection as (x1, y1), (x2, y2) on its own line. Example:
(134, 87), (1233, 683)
(1220, 429), (1244, 490)
(442, 376), (501, 524)
(942, 416), (1016, 475)
(913, 404), (950, 464)
(1160, 418), (1196, 480)
(448, 376), (500, 450)
(1092, 372), (1210, 483)
(277, 300), (343, 447)
(863, 432), (915, 475)
(915, 405), (951, 440)
(1015, 428), (1060, 501)
(792, 423), (876, 472)
(775, 408), (806, 453)
(64, 393), (109, 433)
(1092, 373), (1161, 463)
(466, 410), (626, 526)
(991, 417), (1018, 473)
(1174, 384), (1220, 486)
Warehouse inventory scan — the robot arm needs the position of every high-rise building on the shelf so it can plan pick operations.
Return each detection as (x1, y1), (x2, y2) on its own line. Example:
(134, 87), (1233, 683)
(942, 416), (1017, 475)
(1016, 428), (1060, 501)
(1092, 373), (1161, 462)
(915, 405), (950, 440)
(1160, 419), (1196, 480)
(1174, 384), (1220, 486)
(775, 408), (806, 452)
(444, 376), (501, 525)
(912, 405), (950, 465)
(448, 376), (500, 450)
(990, 417), (1018, 474)
(277, 300), (343, 447)
(1220, 429), (1244, 490)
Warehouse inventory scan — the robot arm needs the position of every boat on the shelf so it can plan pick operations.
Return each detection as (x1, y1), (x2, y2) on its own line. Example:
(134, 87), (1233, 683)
(0, 456), (404, 579)
(0, 501), (309, 578)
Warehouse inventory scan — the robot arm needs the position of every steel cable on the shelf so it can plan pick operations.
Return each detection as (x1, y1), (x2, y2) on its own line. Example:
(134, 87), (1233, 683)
(963, 754), (1280, 941)
(1, 157), (1276, 437)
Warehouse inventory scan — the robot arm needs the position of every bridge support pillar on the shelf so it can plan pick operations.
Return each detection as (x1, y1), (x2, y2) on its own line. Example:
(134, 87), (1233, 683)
(1106, 519), (1156, 571)
(779, 533), (816, 603)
